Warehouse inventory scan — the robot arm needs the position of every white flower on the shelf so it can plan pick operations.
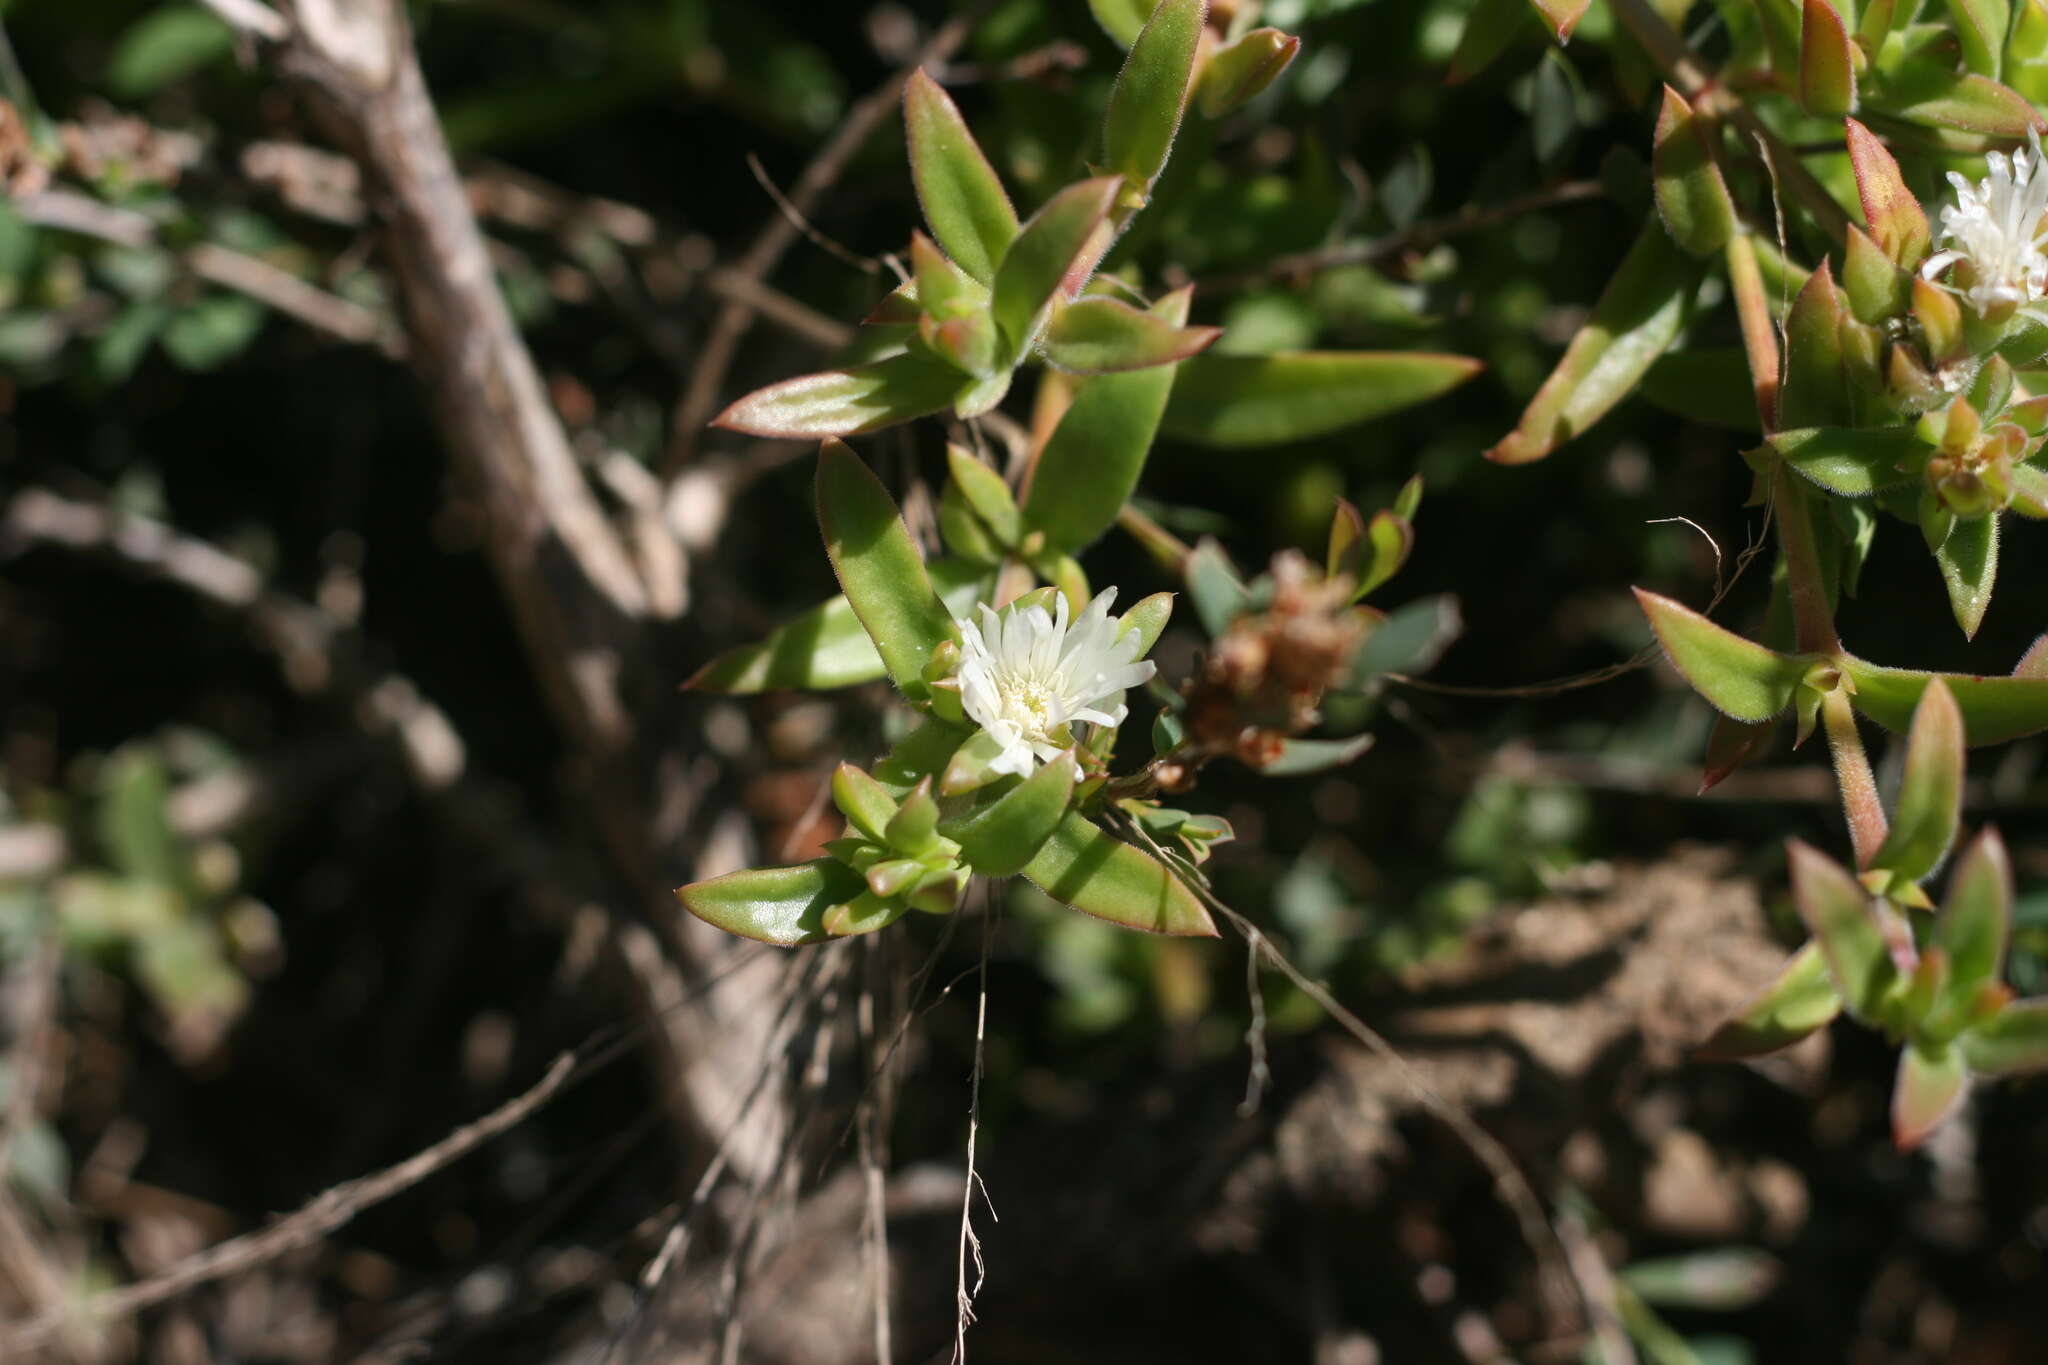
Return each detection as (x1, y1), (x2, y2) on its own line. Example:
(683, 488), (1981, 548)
(955, 588), (1155, 777)
(1923, 130), (2048, 315)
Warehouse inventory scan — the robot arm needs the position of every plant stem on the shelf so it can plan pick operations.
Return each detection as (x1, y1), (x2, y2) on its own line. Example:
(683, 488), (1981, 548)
(1822, 688), (1888, 868)
(1607, 0), (1851, 241)
(1116, 503), (1192, 573)
(1771, 464), (1840, 655)
(1726, 232), (1781, 432)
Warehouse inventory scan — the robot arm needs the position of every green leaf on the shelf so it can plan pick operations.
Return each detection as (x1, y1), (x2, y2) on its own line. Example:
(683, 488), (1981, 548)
(1102, 0), (1204, 189)
(676, 859), (869, 946)
(1088, 0), (1153, 47)
(1488, 220), (1702, 464)
(911, 231), (983, 320)
(1327, 499), (1366, 579)
(991, 178), (1119, 362)
(1778, 261), (1852, 429)
(1771, 426), (1925, 495)
(884, 777), (941, 855)
(1935, 511), (1998, 640)
(1022, 812), (1217, 936)
(1040, 296), (1221, 374)
(1116, 591), (1175, 656)
(816, 440), (959, 694)
(1260, 734), (1376, 776)
(1701, 713), (1778, 792)
(941, 728), (1012, 797)
(1653, 86), (1736, 255)
(1185, 538), (1248, 636)
(945, 446), (1021, 546)
(1355, 510), (1414, 599)
(1197, 28), (1300, 118)
(904, 68), (1020, 284)
(1869, 679), (1964, 885)
(1695, 942), (1843, 1059)
(1449, 0), (1537, 84)
(108, 7), (234, 98)
(944, 753), (1078, 875)
(1163, 351), (1482, 448)
(1947, 0), (2012, 78)
(1864, 61), (2041, 138)
(1620, 1249), (1781, 1312)
(1023, 287), (1191, 552)
(1845, 119), (1933, 267)
(1799, 0), (1857, 116)
(1939, 827), (2012, 1004)
(831, 763), (899, 843)
(1635, 589), (1811, 722)
(1840, 654), (2048, 746)
(1961, 998), (2048, 1074)
(821, 890), (912, 939)
(1893, 1041), (1967, 1149)
(1844, 224), (1911, 322)
(99, 750), (182, 887)
(687, 558), (986, 693)
(1789, 838), (1894, 1021)
(713, 351), (966, 439)
(1347, 594), (1461, 684)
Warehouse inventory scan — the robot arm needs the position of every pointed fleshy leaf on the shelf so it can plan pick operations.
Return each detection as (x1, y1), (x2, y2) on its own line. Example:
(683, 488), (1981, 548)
(1635, 589), (1811, 722)
(1356, 511), (1414, 599)
(1116, 591), (1174, 656)
(1197, 28), (1299, 117)
(1102, 0), (1204, 189)
(911, 231), (983, 320)
(1840, 654), (2048, 746)
(1799, 0), (1857, 117)
(884, 776), (941, 856)
(1843, 224), (1910, 322)
(1346, 595), (1461, 684)
(832, 763), (900, 843)
(1947, 0), (2012, 78)
(1488, 220), (1702, 464)
(1961, 998), (2048, 1073)
(821, 890), (911, 939)
(866, 279), (921, 326)
(676, 859), (869, 946)
(1088, 0), (1152, 46)
(904, 68), (1019, 284)
(1328, 499), (1367, 580)
(1779, 261), (1852, 429)
(991, 177), (1119, 360)
(1864, 62), (2042, 138)
(941, 728), (1012, 797)
(1868, 679), (1964, 884)
(1846, 119), (1932, 265)
(1893, 1042), (1968, 1149)
(1259, 733), (1376, 776)
(1934, 511), (1998, 640)
(944, 752), (1078, 875)
(1654, 86), (1736, 255)
(1771, 425), (1925, 495)
(1040, 296), (1221, 374)
(1701, 714), (1777, 793)
(945, 446), (1022, 546)
(1696, 942), (1843, 1059)
(1940, 827), (2012, 1005)
(714, 351), (966, 438)
(1527, 0), (1591, 41)
(1185, 538), (1248, 636)
(817, 440), (959, 694)
(1449, 0), (1536, 84)
(939, 478), (1004, 563)
(1022, 811), (1218, 936)
(687, 558), (987, 693)
(1790, 838), (1895, 1020)
(1023, 287), (1190, 553)
(872, 721), (970, 797)
(1165, 351), (1481, 448)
